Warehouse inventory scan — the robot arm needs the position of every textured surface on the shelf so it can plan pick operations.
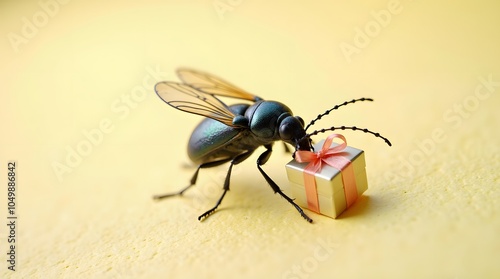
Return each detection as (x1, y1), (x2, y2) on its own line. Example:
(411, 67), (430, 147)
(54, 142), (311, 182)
(1, 1), (499, 278)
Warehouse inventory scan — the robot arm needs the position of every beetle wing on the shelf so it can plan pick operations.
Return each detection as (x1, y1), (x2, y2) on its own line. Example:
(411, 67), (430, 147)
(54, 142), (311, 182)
(177, 68), (261, 102)
(155, 82), (237, 127)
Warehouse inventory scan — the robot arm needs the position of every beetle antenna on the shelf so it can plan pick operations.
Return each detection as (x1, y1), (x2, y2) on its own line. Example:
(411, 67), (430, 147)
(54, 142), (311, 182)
(304, 98), (373, 132)
(307, 126), (392, 146)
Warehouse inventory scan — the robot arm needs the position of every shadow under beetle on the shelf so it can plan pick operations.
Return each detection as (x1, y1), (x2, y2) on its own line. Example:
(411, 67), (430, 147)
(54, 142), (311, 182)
(153, 69), (391, 223)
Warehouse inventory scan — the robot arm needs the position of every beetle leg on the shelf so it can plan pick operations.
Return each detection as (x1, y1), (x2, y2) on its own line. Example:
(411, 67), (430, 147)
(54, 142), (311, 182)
(153, 157), (233, 200)
(256, 145), (313, 223)
(198, 151), (254, 221)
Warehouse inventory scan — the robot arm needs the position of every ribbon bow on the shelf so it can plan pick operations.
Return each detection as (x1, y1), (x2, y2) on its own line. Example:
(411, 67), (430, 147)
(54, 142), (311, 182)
(295, 134), (358, 213)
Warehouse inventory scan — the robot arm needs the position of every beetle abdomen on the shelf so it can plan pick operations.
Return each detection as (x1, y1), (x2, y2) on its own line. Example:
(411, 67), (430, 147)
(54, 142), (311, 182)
(187, 104), (250, 164)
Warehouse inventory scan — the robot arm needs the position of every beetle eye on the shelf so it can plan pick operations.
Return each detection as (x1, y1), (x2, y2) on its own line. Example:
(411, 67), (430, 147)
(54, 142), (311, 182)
(279, 123), (293, 140)
(296, 116), (304, 127)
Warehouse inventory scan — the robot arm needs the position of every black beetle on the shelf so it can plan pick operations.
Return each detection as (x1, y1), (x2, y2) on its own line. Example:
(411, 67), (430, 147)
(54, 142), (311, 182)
(153, 69), (391, 222)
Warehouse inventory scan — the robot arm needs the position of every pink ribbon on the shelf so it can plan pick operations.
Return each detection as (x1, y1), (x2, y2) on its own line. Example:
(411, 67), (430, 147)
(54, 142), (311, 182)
(295, 134), (358, 213)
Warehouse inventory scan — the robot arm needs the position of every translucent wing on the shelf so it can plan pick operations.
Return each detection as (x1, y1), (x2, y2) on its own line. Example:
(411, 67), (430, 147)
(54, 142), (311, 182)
(177, 68), (261, 102)
(155, 82), (236, 127)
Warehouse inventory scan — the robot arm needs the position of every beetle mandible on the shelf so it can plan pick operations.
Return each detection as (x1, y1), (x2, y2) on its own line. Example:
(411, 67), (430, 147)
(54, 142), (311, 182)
(153, 69), (391, 223)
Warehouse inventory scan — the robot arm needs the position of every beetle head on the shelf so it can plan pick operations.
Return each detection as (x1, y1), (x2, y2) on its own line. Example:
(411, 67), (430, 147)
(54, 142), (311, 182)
(278, 113), (312, 151)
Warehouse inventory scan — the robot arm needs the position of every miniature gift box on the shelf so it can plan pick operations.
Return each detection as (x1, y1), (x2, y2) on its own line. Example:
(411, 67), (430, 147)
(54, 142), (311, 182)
(285, 135), (368, 218)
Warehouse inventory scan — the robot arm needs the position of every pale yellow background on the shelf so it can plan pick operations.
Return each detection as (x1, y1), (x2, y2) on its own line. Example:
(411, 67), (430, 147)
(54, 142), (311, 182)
(1, 0), (499, 278)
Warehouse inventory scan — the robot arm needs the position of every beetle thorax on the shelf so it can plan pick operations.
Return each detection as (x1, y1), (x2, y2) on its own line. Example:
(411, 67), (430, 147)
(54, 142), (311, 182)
(244, 100), (307, 149)
(244, 101), (291, 139)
